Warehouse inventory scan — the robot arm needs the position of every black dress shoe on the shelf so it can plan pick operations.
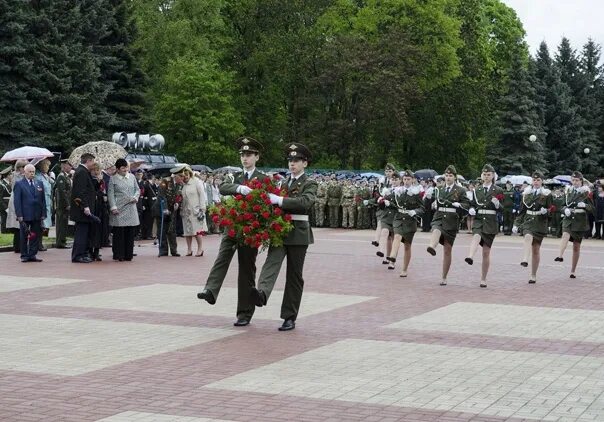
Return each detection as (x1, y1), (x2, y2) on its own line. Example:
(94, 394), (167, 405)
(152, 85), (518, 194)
(570, 273), (576, 279)
(233, 319), (250, 327)
(72, 257), (92, 263)
(427, 246), (436, 256)
(376, 251), (384, 257)
(554, 257), (564, 262)
(371, 241), (379, 247)
(520, 261), (528, 267)
(250, 288), (267, 307)
(465, 257), (473, 265)
(197, 289), (216, 305)
(172, 253), (181, 257)
(278, 319), (295, 331)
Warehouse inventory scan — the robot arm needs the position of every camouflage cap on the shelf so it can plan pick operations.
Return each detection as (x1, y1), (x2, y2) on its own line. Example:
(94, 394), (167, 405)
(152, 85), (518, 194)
(285, 142), (311, 162)
(444, 165), (457, 176)
(482, 164), (495, 173)
(235, 136), (263, 154)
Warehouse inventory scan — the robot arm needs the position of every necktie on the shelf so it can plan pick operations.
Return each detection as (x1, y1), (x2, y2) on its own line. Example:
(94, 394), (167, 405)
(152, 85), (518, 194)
(446, 187), (450, 194)
(289, 178), (296, 188)
(243, 172), (249, 182)
(484, 187), (488, 195)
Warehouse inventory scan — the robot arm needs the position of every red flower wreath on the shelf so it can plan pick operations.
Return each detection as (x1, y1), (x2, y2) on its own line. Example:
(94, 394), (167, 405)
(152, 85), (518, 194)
(209, 177), (294, 250)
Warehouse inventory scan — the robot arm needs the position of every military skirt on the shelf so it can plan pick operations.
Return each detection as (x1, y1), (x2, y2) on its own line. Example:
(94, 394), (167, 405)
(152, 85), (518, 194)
(472, 214), (497, 248)
(561, 219), (585, 244)
(393, 214), (417, 243)
(430, 212), (459, 246)
(380, 208), (396, 232)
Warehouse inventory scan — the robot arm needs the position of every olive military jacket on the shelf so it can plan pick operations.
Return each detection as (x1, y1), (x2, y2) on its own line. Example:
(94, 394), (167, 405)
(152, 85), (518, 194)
(432, 184), (470, 232)
(219, 169), (264, 196)
(280, 173), (318, 246)
(53, 172), (72, 213)
(0, 179), (11, 213)
(561, 186), (594, 232)
(515, 187), (553, 234)
(392, 185), (425, 233)
(469, 184), (504, 234)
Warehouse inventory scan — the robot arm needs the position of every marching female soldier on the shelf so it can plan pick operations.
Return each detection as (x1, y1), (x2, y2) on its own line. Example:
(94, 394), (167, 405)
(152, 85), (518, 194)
(375, 172), (400, 263)
(513, 171), (553, 284)
(464, 164), (503, 288)
(386, 170), (424, 277)
(554, 171), (594, 279)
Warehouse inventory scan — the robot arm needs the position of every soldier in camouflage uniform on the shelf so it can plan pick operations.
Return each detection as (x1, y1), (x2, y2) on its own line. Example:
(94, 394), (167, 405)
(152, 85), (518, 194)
(356, 180), (371, 229)
(340, 179), (356, 228)
(327, 175), (342, 228)
(554, 171), (594, 279)
(314, 176), (328, 227)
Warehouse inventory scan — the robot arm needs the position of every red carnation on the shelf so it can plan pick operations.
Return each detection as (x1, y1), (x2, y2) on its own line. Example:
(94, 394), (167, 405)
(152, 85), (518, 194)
(496, 193), (504, 201)
(549, 205), (557, 213)
(284, 214), (292, 222)
(235, 194), (243, 200)
(420, 191), (425, 198)
(260, 192), (268, 200)
(274, 207), (282, 216)
(229, 208), (237, 217)
(223, 218), (233, 226)
(261, 211), (270, 219)
(262, 232), (270, 240)
(243, 226), (252, 234)
(236, 215), (244, 222)
(254, 241), (262, 248)
(252, 204), (262, 212)
(252, 220), (260, 228)
(212, 215), (220, 223)
(175, 194), (183, 204)
(227, 229), (236, 238)
(243, 212), (253, 221)
(219, 207), (227, 216)
(263, 177), (272, 185)
(272, 223), (283, 232)
(240, 202), (248, 210)
(246, 193), (254, 201)
(264, 198), (272, 205)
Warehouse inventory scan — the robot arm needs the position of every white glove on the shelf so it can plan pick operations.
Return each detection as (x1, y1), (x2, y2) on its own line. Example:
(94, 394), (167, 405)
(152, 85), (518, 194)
(363, 200), (369, 206)
(381, 188), (391, 196)
(564, 208), (572, 217)
(384, 200), (391, 207)
(452, 202), (461, 208)
(236, 185), (252, 195)
(84, 207), (91, 216)
(512, 226), (518, 234)
(268, 193), (282, 206)
(432, 201), (438, 210)
(491, 197), (500, 208)
(539, 207), (548, 215)
(407, 210), (416, 217)
(468, 207), (476, 216)
(163, 209), (170, 215)
(577, 201), (586, 208)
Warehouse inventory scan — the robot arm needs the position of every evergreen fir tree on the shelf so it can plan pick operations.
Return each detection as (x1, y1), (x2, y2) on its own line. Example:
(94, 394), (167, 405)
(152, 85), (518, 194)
(0, 0), (34, 149)
(489, 55), (546, 175)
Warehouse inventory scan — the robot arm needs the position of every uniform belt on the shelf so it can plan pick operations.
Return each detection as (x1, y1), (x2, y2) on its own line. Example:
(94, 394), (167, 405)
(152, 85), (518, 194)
(526, 210), (542, 215)
(438, 207), (456, 213)
(2, 197), (10, 200)
(572, 209), (585, 213)
(290, 214), (308, 221)
(477, 209), (496, 215)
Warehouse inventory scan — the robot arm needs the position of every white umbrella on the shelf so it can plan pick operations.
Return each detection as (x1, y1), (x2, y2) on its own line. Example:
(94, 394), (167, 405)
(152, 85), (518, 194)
(68, 141), (127, 170)
(1, 146), (54, 162)
(501, 175), (532, 185)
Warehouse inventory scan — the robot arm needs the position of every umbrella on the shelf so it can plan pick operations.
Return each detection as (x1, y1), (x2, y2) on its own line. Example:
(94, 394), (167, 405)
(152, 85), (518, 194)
(1, 146), (54, 162)
(543, 178), (563, 186)
(360, 172), (382, 178)
(501, 175), (532, 185)
(213, 166), (242, 173)
(553, 175), (572, 185)
(414, 169), (437, 180)
(191, 164), (213, 172)
(68, 141), (127, 169)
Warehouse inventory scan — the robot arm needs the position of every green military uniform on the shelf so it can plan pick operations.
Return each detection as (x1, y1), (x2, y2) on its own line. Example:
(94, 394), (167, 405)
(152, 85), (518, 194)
(469, 181), (504, 248)
(53, 170), (72, 247)
(515, 184), (553, 245)
(392, 185), (424, 243)
(198, 137), (264, 324)
(550, 189), (565, 237)
(314, 180), (328, 227)
(0, 170), (11, 233)
(355, 184), (371, 229)
(502, 184), (515, 235)
(379, 189), (398, 232)
(340, 182), (356, 228)
(153, 178), (180, 256)
(253, 143), (318, 331)
(430, 167), (470, 246)
(327, 179), (342, 228)
(561, 185), (594, 243)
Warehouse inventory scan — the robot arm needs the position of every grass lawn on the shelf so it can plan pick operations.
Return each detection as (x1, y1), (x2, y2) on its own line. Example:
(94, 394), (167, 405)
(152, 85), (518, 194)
(0, 233), (65, 247)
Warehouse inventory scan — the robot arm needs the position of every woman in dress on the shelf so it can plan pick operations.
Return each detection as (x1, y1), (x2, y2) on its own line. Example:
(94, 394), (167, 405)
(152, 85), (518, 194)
(177, 167), (207, 256)
(108, 158), (140, 261)
(34, 159), (53, 251)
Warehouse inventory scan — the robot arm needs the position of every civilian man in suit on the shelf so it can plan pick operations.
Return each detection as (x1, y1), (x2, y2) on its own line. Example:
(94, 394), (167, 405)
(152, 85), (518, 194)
(70, 153), (97, 263)
(197, 137), (265, 327)
(13, 164), (46, 262)
(251, 143), (318, 331)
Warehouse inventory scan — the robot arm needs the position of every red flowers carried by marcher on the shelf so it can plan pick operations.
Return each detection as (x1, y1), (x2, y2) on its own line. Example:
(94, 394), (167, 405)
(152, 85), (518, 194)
(496, 193), (504, 202)
(209, 177), (293, 249)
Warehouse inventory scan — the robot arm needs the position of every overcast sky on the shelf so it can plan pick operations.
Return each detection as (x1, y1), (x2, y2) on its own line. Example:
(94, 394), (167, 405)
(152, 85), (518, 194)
(501, 0), (604, 56)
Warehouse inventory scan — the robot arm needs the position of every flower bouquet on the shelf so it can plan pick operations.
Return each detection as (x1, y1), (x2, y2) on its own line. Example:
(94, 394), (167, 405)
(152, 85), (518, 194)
(209, 177), (294, 250)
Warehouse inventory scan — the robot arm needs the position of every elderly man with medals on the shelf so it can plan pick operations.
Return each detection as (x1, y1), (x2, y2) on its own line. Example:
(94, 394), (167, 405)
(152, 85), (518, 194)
(554, 171), (594, 279)
(426, 165), (469, 286)
(463, 164), (504, 288)
(386, 170), (424, 277)
(513, 171), (553, 284)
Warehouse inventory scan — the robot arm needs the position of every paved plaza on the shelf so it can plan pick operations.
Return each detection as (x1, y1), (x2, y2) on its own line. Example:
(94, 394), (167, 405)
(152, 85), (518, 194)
(1, 228), (604, 421)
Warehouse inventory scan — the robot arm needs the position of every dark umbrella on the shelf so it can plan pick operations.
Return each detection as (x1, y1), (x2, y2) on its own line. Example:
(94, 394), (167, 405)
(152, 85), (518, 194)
(414, 169), (437, 180)
(214, 166), (243, 173)
(191, 164), (212, 172)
